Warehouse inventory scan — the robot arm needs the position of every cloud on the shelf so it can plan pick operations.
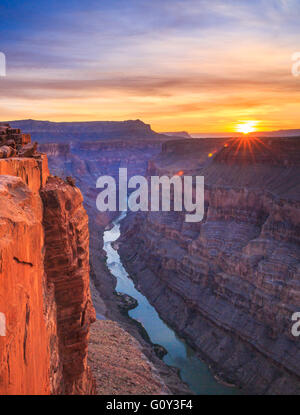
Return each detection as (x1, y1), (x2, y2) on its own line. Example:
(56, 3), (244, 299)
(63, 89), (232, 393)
(0, 67), (298, 100)
(0, 0), (299, 130)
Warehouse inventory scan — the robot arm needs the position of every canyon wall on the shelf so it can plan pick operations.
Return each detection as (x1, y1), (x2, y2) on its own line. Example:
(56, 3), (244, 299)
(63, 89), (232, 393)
(0, 124), (95, 394)
(119, 137), (300, 395)
(41, 176), (96, 394)
(0, 174), (51, 394)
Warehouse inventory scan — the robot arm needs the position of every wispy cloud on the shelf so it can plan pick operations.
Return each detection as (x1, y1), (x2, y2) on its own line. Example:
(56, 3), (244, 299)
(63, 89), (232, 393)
(0, 0), (299, 131)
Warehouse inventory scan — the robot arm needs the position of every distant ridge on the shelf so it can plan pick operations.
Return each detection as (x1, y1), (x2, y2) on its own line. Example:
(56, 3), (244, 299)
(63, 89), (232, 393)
(5, 120), (299, 142)
(5, 119), (166, 143)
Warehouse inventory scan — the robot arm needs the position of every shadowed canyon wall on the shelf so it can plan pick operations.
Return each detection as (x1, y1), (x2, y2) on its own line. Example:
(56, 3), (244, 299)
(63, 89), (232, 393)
(118, 137), (300, 395)
(9, 119), (164, 143)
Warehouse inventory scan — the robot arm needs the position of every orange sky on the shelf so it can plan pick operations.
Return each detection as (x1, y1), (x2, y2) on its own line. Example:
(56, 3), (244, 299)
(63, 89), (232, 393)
(1, 1), (299, 133)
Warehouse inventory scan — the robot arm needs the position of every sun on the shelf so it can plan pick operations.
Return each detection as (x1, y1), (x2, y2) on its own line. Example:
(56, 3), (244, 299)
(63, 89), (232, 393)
(236, 121), (259, 135)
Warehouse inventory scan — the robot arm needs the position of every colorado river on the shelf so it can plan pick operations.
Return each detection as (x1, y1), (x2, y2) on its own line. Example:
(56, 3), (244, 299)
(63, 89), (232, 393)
(103, 212), (240, 395)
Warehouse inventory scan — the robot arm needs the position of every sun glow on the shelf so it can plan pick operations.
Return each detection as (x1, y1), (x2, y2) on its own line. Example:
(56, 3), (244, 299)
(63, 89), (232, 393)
(236, 121), (259, 135)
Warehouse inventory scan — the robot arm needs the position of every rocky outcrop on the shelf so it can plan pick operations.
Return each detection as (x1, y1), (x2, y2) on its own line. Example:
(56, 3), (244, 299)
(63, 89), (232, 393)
(119, 136), (300, 395)
(0, 123), (31, 149)
(0, 125), (95, 395)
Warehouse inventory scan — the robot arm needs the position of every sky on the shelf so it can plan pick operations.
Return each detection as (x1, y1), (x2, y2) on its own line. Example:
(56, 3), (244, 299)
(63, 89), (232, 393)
(0, 0), (299, 133)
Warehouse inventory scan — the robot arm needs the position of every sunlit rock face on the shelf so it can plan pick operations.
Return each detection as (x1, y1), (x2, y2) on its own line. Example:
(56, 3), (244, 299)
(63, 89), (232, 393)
(0, 175), (51, 395)
(0, 126), (96, 395)
(118, 136), (300, 395)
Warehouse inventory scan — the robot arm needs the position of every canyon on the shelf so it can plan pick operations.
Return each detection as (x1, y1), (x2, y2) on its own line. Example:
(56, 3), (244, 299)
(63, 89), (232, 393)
(34, 125), (192, 394)
(0, 121), (190, 395)
(2, 119), (299, 395)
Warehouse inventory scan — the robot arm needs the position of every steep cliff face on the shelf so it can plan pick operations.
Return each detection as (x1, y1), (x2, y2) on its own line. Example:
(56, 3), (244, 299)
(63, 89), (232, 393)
(0, 175), (51, 395)
(119, 137), (300, 395)
(41, 176), (96, 394)
(0, 125), (95, 395)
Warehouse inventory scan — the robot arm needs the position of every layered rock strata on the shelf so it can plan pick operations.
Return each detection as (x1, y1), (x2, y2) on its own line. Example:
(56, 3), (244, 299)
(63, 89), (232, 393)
(41, 176), (96, 394)
(119, 136), (300, 395)
(0, 175), (51, 394)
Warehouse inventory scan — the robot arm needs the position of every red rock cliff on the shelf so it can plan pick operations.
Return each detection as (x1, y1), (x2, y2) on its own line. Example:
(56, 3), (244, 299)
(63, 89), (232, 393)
(41, 176), (96, 394)
(0, 124), (95, 394)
